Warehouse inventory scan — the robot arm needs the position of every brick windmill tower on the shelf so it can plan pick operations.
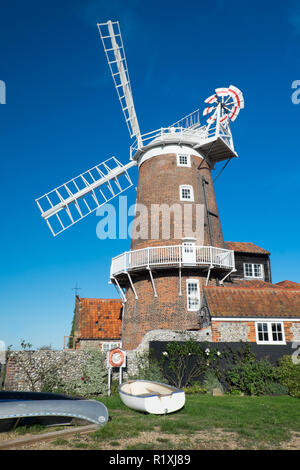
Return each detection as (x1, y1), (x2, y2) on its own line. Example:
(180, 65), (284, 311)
(35, 21), (244, 350)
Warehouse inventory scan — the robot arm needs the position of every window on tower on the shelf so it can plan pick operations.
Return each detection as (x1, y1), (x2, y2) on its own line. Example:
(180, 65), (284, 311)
(177, 154), (191, 167)
(180, 185), (194, 201)
(186, 279), (200, 311)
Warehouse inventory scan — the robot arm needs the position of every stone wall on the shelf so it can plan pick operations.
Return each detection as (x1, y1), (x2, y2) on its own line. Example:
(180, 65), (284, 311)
(4, 329), (212, 392)
(4, 350), (92, 392)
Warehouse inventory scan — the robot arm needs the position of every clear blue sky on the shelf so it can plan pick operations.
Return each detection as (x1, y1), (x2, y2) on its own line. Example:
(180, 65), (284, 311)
(0, 0), (299, 350)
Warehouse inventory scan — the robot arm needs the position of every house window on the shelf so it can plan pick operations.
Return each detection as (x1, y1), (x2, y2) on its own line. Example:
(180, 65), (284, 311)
(244, 263), (264, 279)
(186, 279), (200, 311)
(180, 185), (194, 201)
(101, 342), (120, 352)
(177, 154), (191, 167)
(255, 322), (285, 344)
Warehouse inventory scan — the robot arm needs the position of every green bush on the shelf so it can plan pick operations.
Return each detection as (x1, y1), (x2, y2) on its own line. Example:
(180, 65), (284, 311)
(64, 350), (108, 397)
(225, 358), (278, 396)
(131, 350), (165, 383)
(264, 381), (289, 396)
(203, 370), (224, 394)
(183, 383), (207, 395)
(277, 355), (300, 398)
(162, 340), (221, 388)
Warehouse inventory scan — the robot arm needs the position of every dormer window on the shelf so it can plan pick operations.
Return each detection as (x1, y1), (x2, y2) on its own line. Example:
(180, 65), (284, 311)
(180, 185), (194, 201)
(244, 263), (264, 279)
(177, 154), (191, 167)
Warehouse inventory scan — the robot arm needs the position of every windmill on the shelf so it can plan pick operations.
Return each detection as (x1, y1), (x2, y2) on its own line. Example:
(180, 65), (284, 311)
(35, 20), (244, 237)
(35, 20), (245, 350)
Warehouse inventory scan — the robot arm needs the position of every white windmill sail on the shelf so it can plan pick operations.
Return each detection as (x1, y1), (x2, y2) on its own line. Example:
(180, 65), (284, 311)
(36, 157), (136, 236)
(97, 21), (142, 144)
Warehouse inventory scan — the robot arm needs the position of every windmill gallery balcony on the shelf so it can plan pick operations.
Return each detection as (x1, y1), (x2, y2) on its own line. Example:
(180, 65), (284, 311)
(110, 244), (235, 280)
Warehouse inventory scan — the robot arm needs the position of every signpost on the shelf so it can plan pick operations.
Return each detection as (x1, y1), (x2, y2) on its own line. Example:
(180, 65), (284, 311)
(107, 348), (126, 396)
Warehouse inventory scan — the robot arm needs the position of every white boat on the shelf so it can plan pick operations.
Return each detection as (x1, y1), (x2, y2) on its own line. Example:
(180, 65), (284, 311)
(119, 380), (185, 414)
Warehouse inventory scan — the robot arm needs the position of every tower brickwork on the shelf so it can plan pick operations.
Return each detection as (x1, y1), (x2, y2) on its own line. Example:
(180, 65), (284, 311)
(119, 145), (231, 350)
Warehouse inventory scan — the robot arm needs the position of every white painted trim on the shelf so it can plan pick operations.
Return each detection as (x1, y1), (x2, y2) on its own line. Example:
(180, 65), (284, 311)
(186, 279), (200, 311)
(243, 262), (264, 280)
(177, 153), (191, 167)
(180, 184), (194, 202)
(136, 144), (203, 167)
(212, 317), (300, 322)
(255, 321), (286, 345)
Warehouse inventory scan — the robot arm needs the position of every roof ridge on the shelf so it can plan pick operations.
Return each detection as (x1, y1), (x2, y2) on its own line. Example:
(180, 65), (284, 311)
(204, 286), (300, 292)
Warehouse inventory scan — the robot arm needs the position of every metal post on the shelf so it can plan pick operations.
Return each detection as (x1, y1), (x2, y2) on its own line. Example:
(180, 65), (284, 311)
(108, 366), (111, 397)
(179, 267), (182, 296)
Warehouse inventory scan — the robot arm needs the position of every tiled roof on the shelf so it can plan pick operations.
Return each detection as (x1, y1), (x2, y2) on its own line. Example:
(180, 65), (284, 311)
(225, 241), (270, 255)
(275, 280), (300, 290)
(225, 279), (281, 289)
(203, 287), (300, 318)
(76, 297), (122, 340)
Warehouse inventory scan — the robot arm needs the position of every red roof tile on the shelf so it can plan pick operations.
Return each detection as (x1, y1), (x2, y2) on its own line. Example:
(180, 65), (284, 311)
(275, 280), (300, 289)
(225, 279), (281, 289)
(203, 287), (300, 318)
(75, 297), (122, 340)
(225, 241), (270, 255)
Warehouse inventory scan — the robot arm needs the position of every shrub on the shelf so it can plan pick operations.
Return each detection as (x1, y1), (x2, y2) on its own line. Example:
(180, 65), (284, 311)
(264, 382), (289, 396)
(162, 340), (221, 388)
(225, 358), (278, 396)
(183, 383), (207, 395)
(64, 350), (107, 397)
(131, 350), (165, 383)
(277, 355), (300, 398)
(203, 370), (224, 394)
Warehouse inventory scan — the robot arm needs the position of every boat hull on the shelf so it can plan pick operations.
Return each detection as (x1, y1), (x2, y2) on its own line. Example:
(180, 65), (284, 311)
(119, 380), (185, 414)
(0, 392), (109, 432)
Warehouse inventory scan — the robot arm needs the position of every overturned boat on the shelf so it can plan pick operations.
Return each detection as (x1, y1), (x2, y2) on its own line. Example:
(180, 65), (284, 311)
(0, 391), (108, 432)
(119, 380), (185, 414)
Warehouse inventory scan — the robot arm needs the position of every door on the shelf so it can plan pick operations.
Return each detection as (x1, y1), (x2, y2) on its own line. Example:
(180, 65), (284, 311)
(182, 242), (196, 265)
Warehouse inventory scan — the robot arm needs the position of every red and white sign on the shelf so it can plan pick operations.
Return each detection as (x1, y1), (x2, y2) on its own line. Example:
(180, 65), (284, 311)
(108, 348), (126, 368)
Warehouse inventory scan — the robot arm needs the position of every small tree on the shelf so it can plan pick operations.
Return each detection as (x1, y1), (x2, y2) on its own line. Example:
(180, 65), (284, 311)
(10, 341), (73, 392)
(162, 340), (221, 388)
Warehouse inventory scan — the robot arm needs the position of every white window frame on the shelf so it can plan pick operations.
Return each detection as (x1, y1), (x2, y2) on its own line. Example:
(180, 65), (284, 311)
(101, 341), (120, 352)
(244, 263), (264, 280)
(180, 185), (194, 202)
(177, 154), (191, 167)
(255, 321), (286, 345)
(186, 279), (200, 311)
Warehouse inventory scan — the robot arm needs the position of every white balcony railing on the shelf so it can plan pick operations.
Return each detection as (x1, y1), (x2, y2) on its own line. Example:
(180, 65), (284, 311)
(130, 119), (234, 160)
(110, 245), (235, 278)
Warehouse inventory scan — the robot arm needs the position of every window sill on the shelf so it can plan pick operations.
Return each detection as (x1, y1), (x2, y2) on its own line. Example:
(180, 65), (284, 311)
(256, 342), (286, 345)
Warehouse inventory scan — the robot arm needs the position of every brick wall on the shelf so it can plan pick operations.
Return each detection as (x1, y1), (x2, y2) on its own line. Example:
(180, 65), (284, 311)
(120, 150), (229, 350)
(122, 270), (218, 350)
(131, 153), (224, 250)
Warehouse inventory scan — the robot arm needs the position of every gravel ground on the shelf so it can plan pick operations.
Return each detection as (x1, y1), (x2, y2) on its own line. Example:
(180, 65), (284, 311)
(2, 428), (300, 450)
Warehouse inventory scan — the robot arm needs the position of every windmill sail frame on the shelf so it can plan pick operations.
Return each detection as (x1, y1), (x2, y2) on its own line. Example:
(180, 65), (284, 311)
(36, 157), (136, 237)
(97, 21), (141, 143)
